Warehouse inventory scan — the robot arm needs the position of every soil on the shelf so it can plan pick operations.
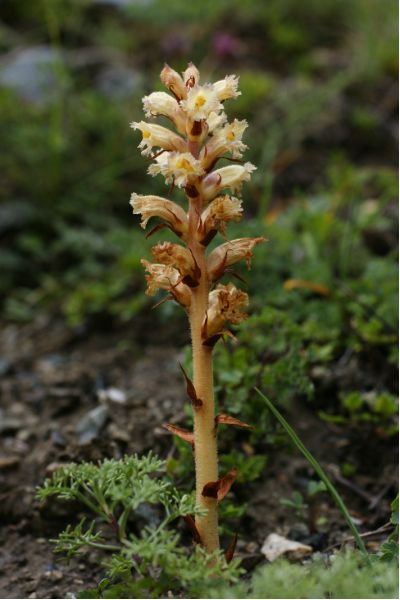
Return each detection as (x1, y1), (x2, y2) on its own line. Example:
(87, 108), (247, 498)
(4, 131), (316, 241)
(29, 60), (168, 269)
(0, 316), (397, 599)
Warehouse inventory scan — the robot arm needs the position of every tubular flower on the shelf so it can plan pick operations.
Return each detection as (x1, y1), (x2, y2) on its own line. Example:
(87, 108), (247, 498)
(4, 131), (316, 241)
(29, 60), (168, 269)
(160, 64), (187, 100)
(151, 241), (199, 285)
(202, 162), (256, 201)
(201, 119), (248, 168)
(198, 195), (243, 243)
(183, 62), (200, 88)
(207, 236), (266, 280)
(206, 111), (227, 133)
(181, 85), (223, 122)
(203, 283), (249, 339)
(129, 193), (188, 239)
(141, 259), (191, 307)
(142, 92), (186, 133)
(213, 75), (241, 101)
(131, 121), (186, 157)
(149, 151), (205, 187)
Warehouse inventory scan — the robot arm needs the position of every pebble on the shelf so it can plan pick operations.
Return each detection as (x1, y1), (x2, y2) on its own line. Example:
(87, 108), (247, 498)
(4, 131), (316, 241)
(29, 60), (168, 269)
(75, 404), (109, 444)
(98, 386), (127, 404)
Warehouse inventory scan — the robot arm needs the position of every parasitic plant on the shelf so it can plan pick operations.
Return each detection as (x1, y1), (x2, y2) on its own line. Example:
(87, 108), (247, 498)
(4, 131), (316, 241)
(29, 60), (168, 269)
(131, 63), (265, 553)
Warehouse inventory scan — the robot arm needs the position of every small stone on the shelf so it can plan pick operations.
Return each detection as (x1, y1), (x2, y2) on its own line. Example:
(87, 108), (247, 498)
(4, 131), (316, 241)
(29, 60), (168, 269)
(261, 533), (312, 562)
(98, 387), (127, 404)
(76, 405), (109, 444)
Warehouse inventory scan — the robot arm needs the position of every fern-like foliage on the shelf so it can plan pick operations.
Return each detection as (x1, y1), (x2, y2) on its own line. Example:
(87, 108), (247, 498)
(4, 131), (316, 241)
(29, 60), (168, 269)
(38, 452), (241, 598)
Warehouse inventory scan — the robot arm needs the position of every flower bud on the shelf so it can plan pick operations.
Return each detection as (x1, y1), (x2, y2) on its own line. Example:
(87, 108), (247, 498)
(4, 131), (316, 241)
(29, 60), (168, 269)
(198, 195), (243, 244)
(202, 162), (256, 201)
(141, 259), (191, 307)
(148, 151), (204, 188)
(130, 193), (188, 239)
(183, 62), (200, 88)
(151, 241), (200, 286)
(131, 121), (186, 157)
(203, 283), (248, 339)
(207, 236), (266, 280)
(213, 75), (241, 101)
(160, 64), (187, 100)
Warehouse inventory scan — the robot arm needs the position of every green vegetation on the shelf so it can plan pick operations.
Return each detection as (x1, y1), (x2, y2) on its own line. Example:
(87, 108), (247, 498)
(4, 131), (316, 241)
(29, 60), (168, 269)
(3, 0), (398, 597)
(38, 452), (398, 599)
(37, 453), (242, 599)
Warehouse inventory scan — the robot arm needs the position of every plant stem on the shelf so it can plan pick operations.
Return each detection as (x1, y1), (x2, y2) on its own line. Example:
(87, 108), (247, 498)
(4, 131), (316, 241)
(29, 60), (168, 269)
(187, 194), (219, 552)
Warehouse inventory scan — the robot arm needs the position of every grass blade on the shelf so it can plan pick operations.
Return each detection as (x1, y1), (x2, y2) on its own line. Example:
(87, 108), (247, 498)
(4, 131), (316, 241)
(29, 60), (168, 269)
(255, 387), (370, 560)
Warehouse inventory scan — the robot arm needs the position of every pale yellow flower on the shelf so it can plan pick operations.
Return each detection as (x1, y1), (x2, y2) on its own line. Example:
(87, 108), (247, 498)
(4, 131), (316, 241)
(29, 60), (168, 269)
(201, 119), (248, 168)
(202, 162), (256, 200)
(206, 111), (227, 133)
(207, 236), (266, 280)
(198, 195), (243, 242)
(151, 241), (199, 285)
(183, 63), (200, 88)
(131, 121), (186, 157)
(141, 259), (191, 307)
(204, 283), (248, 338)
(160, 64), (187, 100)
(129, 193), (188, 239)
(142, 91), (186, 134)
(180, 85), (223, 121)
(149, 151), (204, 187)
(213, 75), (241, 101)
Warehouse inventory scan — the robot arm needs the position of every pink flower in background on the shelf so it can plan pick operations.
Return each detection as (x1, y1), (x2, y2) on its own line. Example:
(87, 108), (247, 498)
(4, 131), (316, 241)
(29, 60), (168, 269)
(213, 32), (242, 59)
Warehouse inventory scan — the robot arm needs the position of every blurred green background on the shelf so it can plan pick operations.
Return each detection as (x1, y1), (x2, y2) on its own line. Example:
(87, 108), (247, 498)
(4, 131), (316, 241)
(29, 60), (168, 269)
(0, 0), (398, 427)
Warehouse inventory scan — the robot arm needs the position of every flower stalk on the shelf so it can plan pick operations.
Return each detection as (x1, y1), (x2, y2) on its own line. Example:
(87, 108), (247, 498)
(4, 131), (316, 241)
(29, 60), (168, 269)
(131, 63), (264, 554)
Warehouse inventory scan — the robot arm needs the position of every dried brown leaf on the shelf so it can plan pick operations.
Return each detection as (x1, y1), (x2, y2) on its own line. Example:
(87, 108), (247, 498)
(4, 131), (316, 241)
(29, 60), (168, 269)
(225, 533), (238, 563)
(182, 515), (202, 544)
(215, 414), (253, 429)
(162, 423), (194, 445)
(179, 363), (203, 409)
(202, 468), (237, 502)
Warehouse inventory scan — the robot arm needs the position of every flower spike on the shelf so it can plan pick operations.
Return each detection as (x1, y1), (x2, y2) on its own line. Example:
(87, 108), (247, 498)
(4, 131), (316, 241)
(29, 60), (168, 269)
(131, 62), (263, 554)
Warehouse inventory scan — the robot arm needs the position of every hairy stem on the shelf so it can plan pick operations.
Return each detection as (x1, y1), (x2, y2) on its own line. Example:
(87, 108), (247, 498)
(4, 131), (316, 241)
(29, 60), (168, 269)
(187, 195), (219, 552)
